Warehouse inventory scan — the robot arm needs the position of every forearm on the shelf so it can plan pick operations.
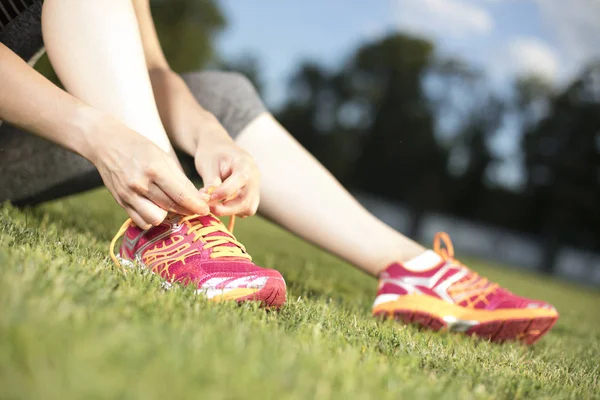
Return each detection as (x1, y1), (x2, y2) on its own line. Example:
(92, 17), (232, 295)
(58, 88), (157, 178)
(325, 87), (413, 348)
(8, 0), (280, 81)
(0, 43), (100, 161)
(149, 68), (231, 156)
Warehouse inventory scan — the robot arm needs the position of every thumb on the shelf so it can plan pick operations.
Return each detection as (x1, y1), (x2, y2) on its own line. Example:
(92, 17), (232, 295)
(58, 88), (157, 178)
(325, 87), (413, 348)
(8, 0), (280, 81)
(197, 158), (223, 194)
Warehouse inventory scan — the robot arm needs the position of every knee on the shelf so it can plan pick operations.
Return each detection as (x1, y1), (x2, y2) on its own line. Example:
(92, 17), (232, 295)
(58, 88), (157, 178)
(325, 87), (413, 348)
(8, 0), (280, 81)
(219, 71), (257, 97)
(181, 70), (267, 136)
(183, 70), (260, 103)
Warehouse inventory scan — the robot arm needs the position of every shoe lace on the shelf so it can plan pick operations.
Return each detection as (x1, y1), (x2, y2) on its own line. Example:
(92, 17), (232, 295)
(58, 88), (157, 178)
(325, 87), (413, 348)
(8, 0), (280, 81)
(433, 232), (499, 305)
(109, 213), (246, 271)
(180, 214), (249, 259)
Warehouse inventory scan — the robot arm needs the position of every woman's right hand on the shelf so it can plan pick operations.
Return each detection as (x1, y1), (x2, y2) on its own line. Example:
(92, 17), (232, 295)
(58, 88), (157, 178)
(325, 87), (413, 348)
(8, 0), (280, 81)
(0, 45), (207, 228)
(86, 116), (210, 229)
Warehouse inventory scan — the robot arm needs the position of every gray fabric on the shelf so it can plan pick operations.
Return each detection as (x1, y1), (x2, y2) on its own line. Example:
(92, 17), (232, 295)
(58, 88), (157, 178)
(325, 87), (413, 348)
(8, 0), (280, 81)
(0, 124), (101, 205)
(0, 0), (43, 62)
(181, 71), (266, 137)
(0, 71), (267, 204)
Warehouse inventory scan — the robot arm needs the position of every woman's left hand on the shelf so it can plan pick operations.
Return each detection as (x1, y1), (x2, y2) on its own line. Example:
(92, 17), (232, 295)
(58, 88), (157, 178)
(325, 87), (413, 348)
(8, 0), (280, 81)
(194, 115), (261, 217)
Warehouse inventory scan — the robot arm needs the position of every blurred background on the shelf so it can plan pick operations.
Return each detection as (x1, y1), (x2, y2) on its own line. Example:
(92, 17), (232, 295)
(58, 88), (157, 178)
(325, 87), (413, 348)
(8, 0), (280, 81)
(37, 0), (600, 286)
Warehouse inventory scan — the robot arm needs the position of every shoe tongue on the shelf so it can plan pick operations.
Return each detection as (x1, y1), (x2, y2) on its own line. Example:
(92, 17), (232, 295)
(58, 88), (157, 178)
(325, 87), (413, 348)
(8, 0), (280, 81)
(196, 214), (220, 226)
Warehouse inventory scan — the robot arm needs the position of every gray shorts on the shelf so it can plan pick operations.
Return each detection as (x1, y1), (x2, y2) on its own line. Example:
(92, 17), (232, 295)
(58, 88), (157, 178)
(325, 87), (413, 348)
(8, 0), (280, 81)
(0, 71), (267, 205)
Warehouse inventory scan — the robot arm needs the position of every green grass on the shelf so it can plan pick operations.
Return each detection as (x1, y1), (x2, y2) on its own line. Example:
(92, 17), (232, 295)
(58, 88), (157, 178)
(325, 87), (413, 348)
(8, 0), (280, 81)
(0, 189), (599, 400)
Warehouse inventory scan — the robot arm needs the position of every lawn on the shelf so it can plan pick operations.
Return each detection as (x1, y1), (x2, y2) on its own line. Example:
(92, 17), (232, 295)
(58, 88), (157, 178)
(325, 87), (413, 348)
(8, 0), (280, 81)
(0, 188), (598, 400)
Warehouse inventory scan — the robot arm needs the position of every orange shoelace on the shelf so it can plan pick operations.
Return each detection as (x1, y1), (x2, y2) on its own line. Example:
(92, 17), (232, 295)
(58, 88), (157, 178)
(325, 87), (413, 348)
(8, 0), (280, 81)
(110, 186), (245, 270)
(433, 232), (499, 305)
(180, 214), (248, 259)
(109, 213), (246, 271)
(109, 187), (246, 269)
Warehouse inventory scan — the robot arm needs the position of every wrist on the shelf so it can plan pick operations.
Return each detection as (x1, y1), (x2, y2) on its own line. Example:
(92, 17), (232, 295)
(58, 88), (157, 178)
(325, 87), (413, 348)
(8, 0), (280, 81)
(194, 114), (233, 154)
(148, 68), (232, 156)
(64, 103), (107, 164)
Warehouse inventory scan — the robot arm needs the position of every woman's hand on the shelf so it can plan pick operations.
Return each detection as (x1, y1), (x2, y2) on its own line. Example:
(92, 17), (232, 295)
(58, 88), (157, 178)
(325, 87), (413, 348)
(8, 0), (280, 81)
(194, 114), (261, 217)
(147, 69), (260, 217)
(89, 117), (210, 229)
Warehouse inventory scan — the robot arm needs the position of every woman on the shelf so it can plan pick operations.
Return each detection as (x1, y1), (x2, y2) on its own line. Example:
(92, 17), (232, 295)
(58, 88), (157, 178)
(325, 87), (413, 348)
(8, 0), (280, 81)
(0, 0), (558, 344)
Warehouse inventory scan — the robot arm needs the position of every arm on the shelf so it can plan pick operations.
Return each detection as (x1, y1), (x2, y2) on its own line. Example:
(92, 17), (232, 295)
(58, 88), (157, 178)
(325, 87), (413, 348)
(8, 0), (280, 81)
(132, 0), (261, 217)
(0, 43), (99, 162)
(1, 3), (217, 224)
(0, 42), (208, 227)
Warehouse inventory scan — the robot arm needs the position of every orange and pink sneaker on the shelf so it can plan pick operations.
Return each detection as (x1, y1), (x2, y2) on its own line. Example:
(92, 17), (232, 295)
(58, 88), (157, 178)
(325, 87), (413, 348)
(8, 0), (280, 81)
(373, 232), (558, 344)
(109, 214), (286, 308)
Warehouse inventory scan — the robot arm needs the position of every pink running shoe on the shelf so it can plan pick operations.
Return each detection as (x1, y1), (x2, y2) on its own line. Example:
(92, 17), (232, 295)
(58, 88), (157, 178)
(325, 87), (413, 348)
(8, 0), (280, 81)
(372, 232), (558, 344)
(109, 214), (286, 308)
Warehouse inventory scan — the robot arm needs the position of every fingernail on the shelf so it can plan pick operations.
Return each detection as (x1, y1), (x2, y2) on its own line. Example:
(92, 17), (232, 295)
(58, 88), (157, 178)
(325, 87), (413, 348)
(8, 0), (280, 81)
(211, 192), (224, 201)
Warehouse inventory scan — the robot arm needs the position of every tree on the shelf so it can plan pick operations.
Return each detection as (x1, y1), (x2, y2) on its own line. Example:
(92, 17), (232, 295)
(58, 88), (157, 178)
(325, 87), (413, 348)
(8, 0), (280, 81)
(424, 58), (506, 220)
(150, 0), (225, 72)
(275, 33), (599, 258)
(522, 63), (600, 268)
(275, 34), (452, 235)
(349, 35), (449, 235)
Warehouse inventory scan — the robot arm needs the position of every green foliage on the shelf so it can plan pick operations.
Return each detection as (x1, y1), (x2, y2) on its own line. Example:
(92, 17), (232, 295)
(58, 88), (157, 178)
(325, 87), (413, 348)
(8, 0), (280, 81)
(150, 0), (225, 72)
(521, 63), (600, 254)
(1, 189), (599, 399)
(275, 33), (600, 252)
(351, 35), (444, 210)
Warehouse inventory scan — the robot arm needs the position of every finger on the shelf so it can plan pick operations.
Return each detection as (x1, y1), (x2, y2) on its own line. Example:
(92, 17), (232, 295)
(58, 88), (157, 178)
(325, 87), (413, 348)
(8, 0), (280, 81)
(210, 169), (249, 203)
(211, 197), (250, 217)
(124, 206), (152, 230)
(127, 196), (168, 227)
(211, 189), (258, 217)
(147, 183), (193, 215)
(197, 159), (224, 194)
(154, 166), (210, 215)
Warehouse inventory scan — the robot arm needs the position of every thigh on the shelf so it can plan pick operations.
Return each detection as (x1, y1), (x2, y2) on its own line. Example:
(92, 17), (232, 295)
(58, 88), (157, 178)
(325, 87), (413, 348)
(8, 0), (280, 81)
(180, 71), (267, 139)
(0, 122), (102, 205)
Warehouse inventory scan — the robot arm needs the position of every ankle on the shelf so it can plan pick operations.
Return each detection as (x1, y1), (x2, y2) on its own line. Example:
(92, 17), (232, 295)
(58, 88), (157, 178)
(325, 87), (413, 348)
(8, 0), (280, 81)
(373, 242), (428, 276)
(377, 249), (443, 278)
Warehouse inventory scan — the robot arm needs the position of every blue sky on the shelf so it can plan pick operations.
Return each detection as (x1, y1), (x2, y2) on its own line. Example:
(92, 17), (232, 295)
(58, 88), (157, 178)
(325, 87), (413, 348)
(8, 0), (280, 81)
(215, 0), (600, 188)
(217, 0), (600, 107)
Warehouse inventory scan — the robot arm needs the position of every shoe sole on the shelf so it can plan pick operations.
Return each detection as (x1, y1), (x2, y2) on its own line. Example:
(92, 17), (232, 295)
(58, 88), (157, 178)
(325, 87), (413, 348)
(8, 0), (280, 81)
(119, 257), (287, 309)
(221, 277), (287, 309)
(373, 294), (558, 344)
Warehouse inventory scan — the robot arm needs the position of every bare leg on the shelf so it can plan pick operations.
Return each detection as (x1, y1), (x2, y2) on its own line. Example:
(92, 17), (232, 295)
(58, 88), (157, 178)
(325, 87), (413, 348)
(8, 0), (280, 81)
(40, 0), (213, 228)
(42, 0), (173, 155)
(236, 114), (425, 276)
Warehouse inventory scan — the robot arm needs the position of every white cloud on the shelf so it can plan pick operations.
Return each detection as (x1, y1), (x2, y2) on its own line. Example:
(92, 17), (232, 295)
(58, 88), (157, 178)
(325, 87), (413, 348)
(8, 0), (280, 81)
(536, 0), (600, 75)
(392, 0), (494, 40)
(505, 38), (559, 81)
